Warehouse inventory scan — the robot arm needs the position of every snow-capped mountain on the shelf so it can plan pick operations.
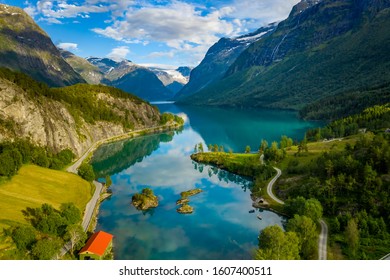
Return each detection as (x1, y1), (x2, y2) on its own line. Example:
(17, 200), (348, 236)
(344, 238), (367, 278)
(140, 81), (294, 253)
(149, 66), (192, 94)
(175, 23), (277, 100)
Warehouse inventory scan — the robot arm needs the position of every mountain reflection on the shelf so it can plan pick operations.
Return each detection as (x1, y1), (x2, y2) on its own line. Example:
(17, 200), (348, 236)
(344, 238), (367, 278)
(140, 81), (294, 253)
(91, 132), (174, 177)
(193, 161), (253, 192)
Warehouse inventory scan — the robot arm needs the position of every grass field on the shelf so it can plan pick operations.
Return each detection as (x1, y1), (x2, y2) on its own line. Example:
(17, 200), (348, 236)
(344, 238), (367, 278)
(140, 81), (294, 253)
(0, 165), (92, 231)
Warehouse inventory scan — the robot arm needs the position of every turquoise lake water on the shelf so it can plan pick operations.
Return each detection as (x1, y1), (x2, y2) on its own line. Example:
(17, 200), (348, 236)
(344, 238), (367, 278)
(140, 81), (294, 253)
(91, 104), (321, 260)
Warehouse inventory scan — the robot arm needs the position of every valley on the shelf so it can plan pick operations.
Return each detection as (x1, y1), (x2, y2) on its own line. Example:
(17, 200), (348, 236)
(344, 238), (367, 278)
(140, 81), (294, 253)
(0, 0), (389, 261)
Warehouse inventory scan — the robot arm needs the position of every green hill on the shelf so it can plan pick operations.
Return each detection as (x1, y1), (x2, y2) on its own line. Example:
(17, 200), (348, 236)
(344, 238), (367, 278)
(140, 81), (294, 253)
(179, 0), (390, 119)
(0, 68), (162, 157)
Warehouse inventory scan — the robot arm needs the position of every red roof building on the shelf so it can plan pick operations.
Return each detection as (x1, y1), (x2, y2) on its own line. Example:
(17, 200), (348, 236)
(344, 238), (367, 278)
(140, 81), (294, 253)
(79, 231), (113, 260)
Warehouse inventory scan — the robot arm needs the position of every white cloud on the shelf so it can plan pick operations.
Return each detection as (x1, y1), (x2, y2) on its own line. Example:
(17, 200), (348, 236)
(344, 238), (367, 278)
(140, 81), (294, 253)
(24, 0), (300, 64)
(57, 42), (78, 51)
(147, 50), (175, 59)
(229, 0), (300, 26)
(92, 1), (239, 65)
(23, 4), (38, 17)
(107, 46), (131, 61)
(138, 63), (178, 70)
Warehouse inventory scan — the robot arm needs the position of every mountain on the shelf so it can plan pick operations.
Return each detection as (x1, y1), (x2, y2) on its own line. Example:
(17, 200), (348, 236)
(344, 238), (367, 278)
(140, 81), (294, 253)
(175, 24), (276, 100)
(60, 49), (103, 84)
(179, 0), (390, 118)
(86, 57), (121, 74)
(0, 4), (85, 87)
(150, 66), (192, 94)
(86, 58), (174, 101)
(0, 68), (163, 156)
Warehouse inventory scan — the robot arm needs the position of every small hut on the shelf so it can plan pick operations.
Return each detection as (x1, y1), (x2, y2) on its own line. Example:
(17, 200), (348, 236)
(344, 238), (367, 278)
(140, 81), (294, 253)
(79, 231), (113, 260)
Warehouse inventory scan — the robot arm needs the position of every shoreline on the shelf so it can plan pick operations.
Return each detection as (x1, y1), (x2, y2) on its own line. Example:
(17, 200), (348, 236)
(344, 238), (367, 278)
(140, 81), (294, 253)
(63, 121), (183, 259)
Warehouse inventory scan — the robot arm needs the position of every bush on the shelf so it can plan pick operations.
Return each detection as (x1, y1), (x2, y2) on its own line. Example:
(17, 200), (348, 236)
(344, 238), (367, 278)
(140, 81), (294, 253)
(78, 163), (95, 181)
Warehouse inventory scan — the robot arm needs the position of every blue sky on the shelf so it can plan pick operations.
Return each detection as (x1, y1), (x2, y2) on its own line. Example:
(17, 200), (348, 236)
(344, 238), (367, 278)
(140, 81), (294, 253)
(4, 0), (299, 68)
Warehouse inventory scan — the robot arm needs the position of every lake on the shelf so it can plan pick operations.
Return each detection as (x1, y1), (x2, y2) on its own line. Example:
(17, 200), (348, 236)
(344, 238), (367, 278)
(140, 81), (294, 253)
(91, 104), (321, 260)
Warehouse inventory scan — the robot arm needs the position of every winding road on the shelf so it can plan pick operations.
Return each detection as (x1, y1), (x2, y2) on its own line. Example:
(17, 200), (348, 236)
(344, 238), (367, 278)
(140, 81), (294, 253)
(267, 167), (284, 204)
(266, 165), (328, 260)
(318, 220), (328, 260)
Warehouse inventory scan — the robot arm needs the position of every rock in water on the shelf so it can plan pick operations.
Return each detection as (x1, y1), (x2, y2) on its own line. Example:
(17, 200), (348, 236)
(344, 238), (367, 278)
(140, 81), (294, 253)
(132, 188), (159, 211)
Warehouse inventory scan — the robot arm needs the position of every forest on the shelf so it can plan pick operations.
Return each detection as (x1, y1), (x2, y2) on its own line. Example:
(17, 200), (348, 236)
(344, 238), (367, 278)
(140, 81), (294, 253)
(0, 139), (75, 178)
(3, 203), (85, 259)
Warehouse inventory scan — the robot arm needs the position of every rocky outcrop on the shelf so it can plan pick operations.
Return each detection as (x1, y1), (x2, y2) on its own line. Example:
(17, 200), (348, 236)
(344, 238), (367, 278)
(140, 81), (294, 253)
(177, 204), (193, 214)
(132, 188), (158, 211)
(0, 77), (161, 157)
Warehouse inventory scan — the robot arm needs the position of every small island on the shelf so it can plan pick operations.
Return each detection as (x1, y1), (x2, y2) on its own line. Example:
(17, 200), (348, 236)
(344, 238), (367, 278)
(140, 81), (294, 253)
(176, 188), (203, 214)
(132, 188), (158, 211)
(176, 198), (190, 205)
(180, 188), (203, 198)
(177, 204), (194, 214)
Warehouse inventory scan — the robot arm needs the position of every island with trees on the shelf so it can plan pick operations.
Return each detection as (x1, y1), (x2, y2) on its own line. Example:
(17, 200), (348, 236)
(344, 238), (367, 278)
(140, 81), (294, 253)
(132, 188), (159, 211)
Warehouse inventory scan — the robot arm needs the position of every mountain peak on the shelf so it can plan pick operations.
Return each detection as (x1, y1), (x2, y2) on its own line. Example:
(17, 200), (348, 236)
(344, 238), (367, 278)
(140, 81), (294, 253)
(0, 4), (85, 86)
(290, 0), (321, 16)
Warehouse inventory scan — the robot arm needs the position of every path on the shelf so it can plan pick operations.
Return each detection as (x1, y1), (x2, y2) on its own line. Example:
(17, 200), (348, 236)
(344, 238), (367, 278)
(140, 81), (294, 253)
(318, 220), (328, 260)
(380, 253), (390, 260)
(265, 164), (328, 260)
(267, 167), (284, 204)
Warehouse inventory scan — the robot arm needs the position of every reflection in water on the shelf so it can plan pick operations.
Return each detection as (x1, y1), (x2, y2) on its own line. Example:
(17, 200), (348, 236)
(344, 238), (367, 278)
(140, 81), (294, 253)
(94, 105), (318, 260)
(193, 161), (253, 192)
(158, 103), (323, 153)
(91, 132), (174, 177)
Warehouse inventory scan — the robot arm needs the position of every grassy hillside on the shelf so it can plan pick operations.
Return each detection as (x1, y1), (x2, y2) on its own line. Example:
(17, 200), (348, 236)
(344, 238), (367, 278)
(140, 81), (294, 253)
(0, 165), (92, 231)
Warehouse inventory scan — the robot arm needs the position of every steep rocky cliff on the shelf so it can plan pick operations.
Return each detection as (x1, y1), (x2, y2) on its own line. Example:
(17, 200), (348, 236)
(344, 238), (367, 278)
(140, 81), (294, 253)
(0, 4), (85, 87)
(0, 70), (162, 157)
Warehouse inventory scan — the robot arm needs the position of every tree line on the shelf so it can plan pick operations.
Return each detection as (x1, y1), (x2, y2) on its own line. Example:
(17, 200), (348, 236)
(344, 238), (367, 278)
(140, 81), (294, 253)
(4, 203), (85, 260)
(306, 103), (390, 141)
(0, 140), (75, 177)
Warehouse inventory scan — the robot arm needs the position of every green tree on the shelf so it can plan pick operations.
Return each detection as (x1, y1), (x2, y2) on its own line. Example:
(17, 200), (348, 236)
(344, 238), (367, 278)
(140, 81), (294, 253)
(259, 139), (268, 153)
(345, 219), (360, 258)
(255, 225), (300, 260)
(213, 144), (219, 153)
(32, 237), (62, 260)
(245, 145), (251, 154)
(11, 226), (37, 251)
(208, 144), (212, 152)
(198, 143), (204, 153)
(65, 224), (86, 255)
(287, 215), (318, 259)
(284, 196), (306, 217)
(78, 163), (95, 181)
(60, 203), (81, 225)
(303, 198), (323, 223)
(298, 135), (309, 154)
(194, 144), (198, 153)
(142, 188), (154, 197)
(280, 135), (293, 149)
(105, 175), (112, 187)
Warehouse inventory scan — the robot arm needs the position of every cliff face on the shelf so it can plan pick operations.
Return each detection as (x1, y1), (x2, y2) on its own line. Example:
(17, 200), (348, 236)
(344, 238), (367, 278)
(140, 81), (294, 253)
(0, 76), (161, 157)
(0, 4), (85, 87)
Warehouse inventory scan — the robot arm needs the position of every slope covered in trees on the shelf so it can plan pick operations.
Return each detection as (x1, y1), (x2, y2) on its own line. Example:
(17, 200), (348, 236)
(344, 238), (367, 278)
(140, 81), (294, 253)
(179, 0), (390, 120)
